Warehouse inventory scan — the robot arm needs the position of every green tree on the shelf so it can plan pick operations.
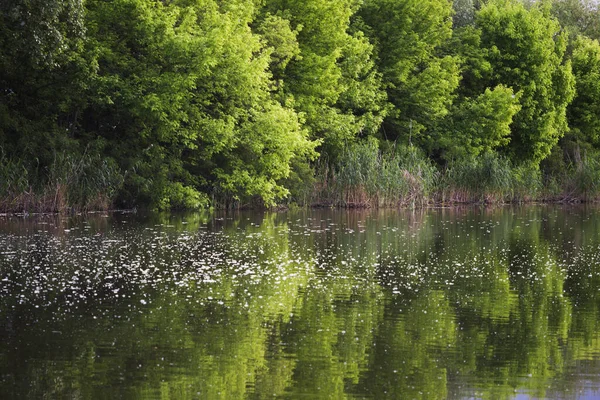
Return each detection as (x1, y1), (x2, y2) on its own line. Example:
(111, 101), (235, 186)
(255, 13), (302, 87)
(552, 0), (600, 40)
(434, 25), (521, 162)
(0, 0), (89, 163)
(453, 0), (476, 28)
(259, 0), (388, 156)
(565, 36), (600, 148)
(441, 85), (521, 159)
(83, 0), (316, 208)
(359, 0), (460, 149)
(474, 0), (575, 164)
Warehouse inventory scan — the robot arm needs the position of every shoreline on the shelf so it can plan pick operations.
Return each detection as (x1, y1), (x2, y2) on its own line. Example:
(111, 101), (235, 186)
(0, 197), (596, 218)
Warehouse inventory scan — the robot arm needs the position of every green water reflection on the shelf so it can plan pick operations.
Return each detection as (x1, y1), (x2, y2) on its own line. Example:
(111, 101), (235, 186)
(1, 206), (600, 399)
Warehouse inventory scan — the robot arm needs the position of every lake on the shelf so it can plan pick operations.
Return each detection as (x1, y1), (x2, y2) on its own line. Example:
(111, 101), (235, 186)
(1, 206), (600, 399)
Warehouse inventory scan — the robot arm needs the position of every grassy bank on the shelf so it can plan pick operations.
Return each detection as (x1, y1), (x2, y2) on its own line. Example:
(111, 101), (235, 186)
(291, 142), (600, 208)
(3, 142), (600, 213)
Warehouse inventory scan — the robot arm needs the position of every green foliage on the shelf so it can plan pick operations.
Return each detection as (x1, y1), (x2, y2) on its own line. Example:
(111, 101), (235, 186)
(512, 162), (544, 200)
(441, 85), (521, 160)
(155, 182), (209, 211)
(1, 0), (598, 209)
(552, 0), (600, 40)
(453, 0), (476, 28)
(83, 0), (317, 209)
(475, 0), (576, 164)
(0, 0), (92, 169)
(1, 0), (323, 210)
(213, 102), (317, 206)
(0, 0), (85, 70)
(567, 36), (600, 147)
(279, 157), (318, 206)
(359, 0), (461, 146)
(255, 13), (302, 83)
(336, 31), (389, 141)
(261, 0), (388, 155)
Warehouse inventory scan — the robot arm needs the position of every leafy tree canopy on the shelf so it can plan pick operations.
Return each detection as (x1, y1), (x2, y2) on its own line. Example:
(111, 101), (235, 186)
(474, 0), (575, 164)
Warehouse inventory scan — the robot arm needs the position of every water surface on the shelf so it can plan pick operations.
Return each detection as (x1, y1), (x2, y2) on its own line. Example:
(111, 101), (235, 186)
(1, 206), (600, 399)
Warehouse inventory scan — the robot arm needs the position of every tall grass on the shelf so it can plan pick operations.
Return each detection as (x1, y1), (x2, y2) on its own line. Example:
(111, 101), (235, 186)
(571, 156), (600, 200)
(0, 152), (34, 212)
(443, 153), (541, 203)
(312, 144), (547, 207)
(0, 149), (124, 213)
(311, 140), (438, 207)
(377, 144), (439, 207)
(4, 142), (600, 212)
(48, 152), (124, 211)
(311, 146), (600, 207)
(542, 150), (600, 201)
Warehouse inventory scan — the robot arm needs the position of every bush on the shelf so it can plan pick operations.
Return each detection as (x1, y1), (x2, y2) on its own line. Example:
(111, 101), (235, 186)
(155, 182), (210, 211)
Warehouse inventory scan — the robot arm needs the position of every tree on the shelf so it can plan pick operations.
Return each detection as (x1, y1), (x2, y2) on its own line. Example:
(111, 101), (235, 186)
(474, 0), (575, 164)
(566, 36), (600, 147)
(453, 0), (476, 28)
(441, 85), (521, 160)
(0, 0), (89, 161)
(83, 0), (316, 208)
(552, 0), (600, 40)
(358, 0), (461, 149)
(258, 0), (388, 157)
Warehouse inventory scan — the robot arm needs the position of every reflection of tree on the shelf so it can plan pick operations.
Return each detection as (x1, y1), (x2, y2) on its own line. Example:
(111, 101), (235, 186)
(352, 206), (594, 399)
(445, 239), (572, 399)
(3, 207), (600, 398)
(281, 284), (383, 398)
(357, 290), (455, 399)
(564, 247), (600, 361)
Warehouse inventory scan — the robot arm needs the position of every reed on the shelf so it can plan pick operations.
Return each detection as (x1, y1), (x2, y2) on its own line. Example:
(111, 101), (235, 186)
(0, 151), (31, 211)
(0, 149), (124, 213)
(548, 152), (600, 201)
(311, 141), (437, 208)
(511, 163), (542, 202)
(442, 153), (541, 204)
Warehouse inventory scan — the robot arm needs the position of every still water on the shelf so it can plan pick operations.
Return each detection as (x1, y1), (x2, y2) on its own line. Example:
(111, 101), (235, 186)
(1, 206), (600, 399)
